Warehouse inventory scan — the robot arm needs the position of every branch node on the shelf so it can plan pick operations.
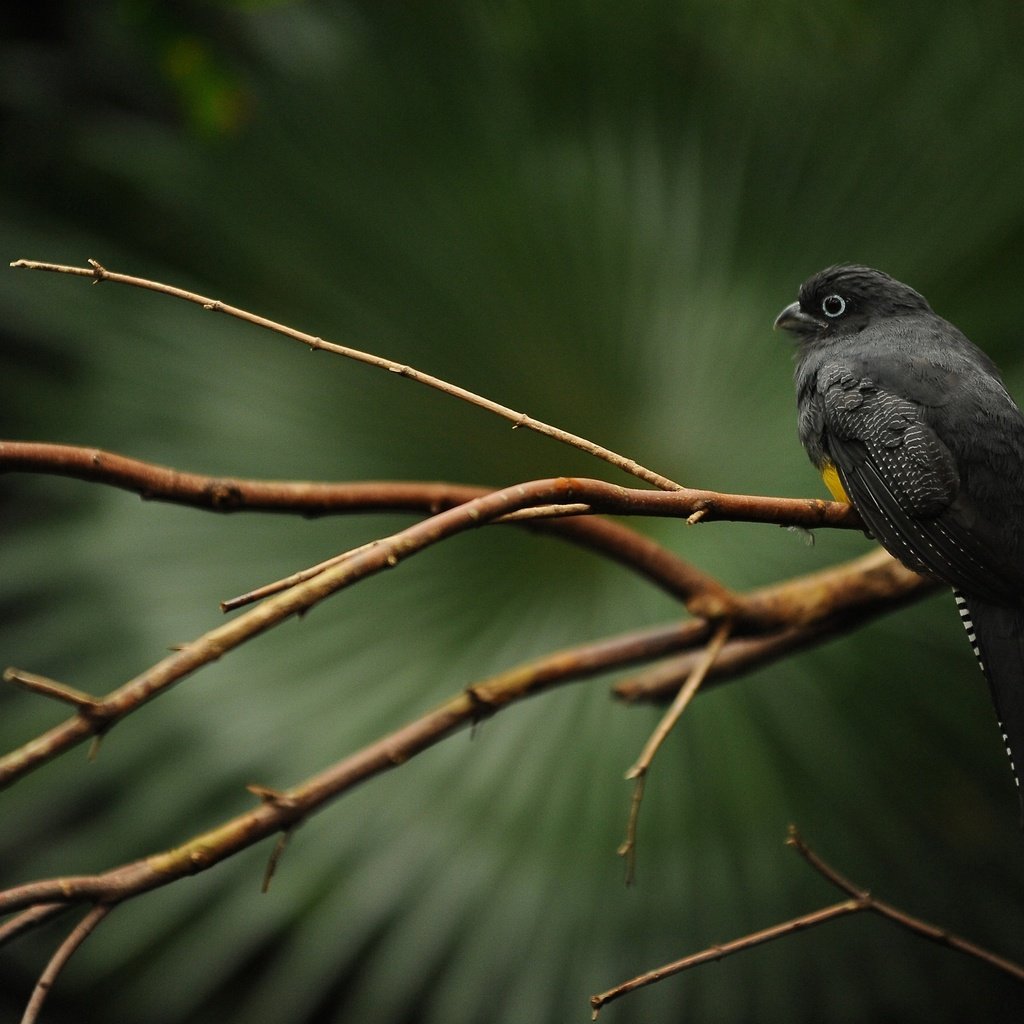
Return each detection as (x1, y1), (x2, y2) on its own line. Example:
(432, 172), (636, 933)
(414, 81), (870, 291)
(464, 685), (500, 722)
(87, 258), (108, 283)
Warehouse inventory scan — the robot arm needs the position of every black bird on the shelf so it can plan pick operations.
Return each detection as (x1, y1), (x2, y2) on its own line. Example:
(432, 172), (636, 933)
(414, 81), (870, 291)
(775, 264), (1024, 803)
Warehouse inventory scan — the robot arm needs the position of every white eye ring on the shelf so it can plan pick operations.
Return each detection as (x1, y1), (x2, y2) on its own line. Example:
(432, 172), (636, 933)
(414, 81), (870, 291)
(821, 294), (846, 318)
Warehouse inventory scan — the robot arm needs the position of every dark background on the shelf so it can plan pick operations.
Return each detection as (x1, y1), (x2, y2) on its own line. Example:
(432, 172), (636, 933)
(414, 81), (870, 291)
(2, 2), (1024, 1021)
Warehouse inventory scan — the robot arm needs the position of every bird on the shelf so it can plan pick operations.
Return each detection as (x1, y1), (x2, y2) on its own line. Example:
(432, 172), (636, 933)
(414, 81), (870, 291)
(774, 264), (1024, 806)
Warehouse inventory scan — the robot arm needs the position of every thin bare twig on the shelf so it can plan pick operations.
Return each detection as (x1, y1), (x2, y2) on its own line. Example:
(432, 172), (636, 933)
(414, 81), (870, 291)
(618, 620), (732, 882)
(222, 541), (379, 611)
(590, 829), (1024, 1017)
(9, 259), (682, 490)
(2, 668), (101, 711)
(20, 904), (112, 1024)
(0, 904), (69, 949)
(787, 827), (1024, 983)
(625, 621), (733, 780)
(590, 899), (863, 1017)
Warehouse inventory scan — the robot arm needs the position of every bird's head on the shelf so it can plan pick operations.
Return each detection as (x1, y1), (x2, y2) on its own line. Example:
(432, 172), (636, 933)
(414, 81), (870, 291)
(774, 265), (932, 343)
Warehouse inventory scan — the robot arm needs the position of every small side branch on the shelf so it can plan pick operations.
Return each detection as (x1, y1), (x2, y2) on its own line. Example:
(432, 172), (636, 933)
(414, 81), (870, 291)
(20, 904), (112, 1024)
(625, 621), (732, 780)
(618, 621), (731, 882)
(3, 669), (101, 713)
(0, 904), (69, 948)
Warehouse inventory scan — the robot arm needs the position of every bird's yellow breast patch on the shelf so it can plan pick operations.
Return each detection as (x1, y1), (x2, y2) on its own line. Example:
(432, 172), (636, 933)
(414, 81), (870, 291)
(821, 462), (851, 504)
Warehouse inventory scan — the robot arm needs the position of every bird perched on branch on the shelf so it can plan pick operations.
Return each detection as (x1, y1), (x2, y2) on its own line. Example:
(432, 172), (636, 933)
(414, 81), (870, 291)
(775, 265), (1024, 807)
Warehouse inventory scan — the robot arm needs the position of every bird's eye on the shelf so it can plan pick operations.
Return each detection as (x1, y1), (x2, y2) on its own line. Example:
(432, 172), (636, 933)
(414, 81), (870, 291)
(821, 294), (846, 318)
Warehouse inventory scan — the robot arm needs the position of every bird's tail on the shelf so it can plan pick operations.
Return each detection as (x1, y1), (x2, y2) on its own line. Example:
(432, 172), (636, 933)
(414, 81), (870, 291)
(954, 591), (1024, 804)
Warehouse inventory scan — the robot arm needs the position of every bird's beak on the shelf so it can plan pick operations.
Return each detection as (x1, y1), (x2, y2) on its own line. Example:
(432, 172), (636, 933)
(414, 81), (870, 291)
(773, 302), (823, 336)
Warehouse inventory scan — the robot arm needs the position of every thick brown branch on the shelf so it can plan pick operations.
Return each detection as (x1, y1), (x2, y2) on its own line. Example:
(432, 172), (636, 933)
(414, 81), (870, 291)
(0, 476), (740, 789)
(0, 438), (861, 622)
(0, 622), (709, 919)
(0, 551), (937, 925)
(0, 519), (928, 794)
(615, 548), (936, 702)
(0, 440), (858, 529)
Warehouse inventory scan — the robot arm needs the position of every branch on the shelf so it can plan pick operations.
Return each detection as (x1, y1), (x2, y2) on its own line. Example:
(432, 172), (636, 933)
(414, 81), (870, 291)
(0, 904), (69, 949)
(618, 621), (732, 883)
(0, 530), (929, 795)
(787, 827), (1024, 982)
(0, 552), (936, 926)
(590, 899), (863, 1017)
(20, 905), (112, 1024)
(0, 441), (858, 530)
(589, 828), (1024, 1017)
(0, 474), (749, 788)
(615, 548), (938, 702)
(0, 439), (863, 620)
(9, 259), (682, 490)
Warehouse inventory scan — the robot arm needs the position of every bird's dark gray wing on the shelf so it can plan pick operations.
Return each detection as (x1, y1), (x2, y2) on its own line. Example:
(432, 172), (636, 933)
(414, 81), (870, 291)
(816, 363), (1017, 603)
(823, 363), (1024, 799)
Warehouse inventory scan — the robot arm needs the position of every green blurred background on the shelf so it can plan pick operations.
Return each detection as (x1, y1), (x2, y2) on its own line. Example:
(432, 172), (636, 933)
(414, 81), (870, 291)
(2, 2), (1024, 1021)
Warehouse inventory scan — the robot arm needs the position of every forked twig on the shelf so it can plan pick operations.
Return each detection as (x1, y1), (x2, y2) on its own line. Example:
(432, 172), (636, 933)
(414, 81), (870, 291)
(787, 827), (1024, 981)
(590, 828), (1024, 1017)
